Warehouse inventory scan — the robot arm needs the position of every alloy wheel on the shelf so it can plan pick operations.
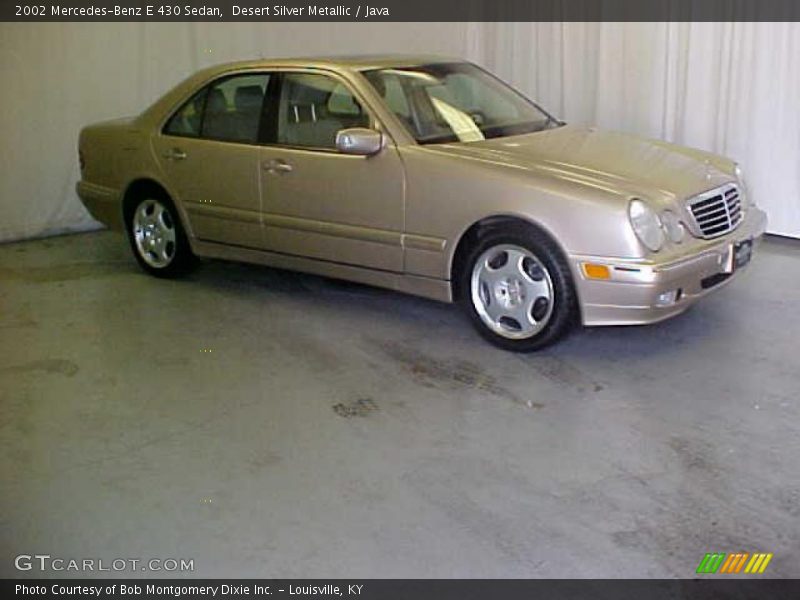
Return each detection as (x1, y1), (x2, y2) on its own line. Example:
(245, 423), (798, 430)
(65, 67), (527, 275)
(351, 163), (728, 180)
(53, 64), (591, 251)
(132, 198), (177, 268)
(469, 244), (555, 339)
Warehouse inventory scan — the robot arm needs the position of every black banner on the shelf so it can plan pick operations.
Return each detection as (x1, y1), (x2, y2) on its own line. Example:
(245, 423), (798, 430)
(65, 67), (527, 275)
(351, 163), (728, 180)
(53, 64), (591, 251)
(4, 579), (800, 600)
(3, 0), (800, 22)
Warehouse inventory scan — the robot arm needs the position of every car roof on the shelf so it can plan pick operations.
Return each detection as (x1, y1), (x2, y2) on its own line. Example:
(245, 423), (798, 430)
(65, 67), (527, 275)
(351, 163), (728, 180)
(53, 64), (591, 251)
(206, 54), (462, 73)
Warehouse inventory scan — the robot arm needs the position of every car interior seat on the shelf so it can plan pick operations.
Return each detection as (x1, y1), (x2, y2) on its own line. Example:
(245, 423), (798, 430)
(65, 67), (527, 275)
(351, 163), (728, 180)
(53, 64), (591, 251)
(233, 85), (264, 142)
(203, 88), (233, 140)
(282, 82), (344, 148)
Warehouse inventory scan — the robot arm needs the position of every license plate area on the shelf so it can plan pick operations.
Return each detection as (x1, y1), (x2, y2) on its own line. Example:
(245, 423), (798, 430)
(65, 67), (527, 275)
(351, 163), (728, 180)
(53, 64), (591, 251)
(733, 238), (753, 271)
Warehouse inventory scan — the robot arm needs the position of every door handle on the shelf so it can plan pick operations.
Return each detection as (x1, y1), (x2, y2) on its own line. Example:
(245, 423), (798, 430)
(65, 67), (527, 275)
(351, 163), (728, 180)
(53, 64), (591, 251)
(163, 148), (187, 161)
(263, 159), (293, 174)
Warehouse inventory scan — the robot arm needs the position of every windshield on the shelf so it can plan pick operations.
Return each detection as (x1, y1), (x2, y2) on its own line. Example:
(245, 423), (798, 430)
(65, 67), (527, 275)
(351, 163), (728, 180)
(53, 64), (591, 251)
(363, 62), (560, 145)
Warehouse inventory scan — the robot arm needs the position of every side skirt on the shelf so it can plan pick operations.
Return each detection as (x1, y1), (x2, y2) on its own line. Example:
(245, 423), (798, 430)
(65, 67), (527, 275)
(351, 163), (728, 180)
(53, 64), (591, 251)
(191, 239), (453, 303)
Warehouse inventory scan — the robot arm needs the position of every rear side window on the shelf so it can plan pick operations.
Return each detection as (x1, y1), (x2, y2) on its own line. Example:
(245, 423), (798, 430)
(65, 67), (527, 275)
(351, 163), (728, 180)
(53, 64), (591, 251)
(164, 73), (272, 143)
(201, 74), (271, 143)
(164, 89), (207, 137)
(200, 74), (269, 143)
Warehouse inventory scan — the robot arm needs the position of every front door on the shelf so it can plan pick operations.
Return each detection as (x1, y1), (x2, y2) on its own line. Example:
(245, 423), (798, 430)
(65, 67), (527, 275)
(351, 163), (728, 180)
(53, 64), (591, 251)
(154, 72), (272, 249)
(258, 71), (405, 272)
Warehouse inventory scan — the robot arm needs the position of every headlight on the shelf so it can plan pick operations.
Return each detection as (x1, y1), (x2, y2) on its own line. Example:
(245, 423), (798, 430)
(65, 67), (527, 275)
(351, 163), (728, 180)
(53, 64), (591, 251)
(628, 199), (665, 252)
(660, 210), (685, 243)
(734, 163), (752, 207)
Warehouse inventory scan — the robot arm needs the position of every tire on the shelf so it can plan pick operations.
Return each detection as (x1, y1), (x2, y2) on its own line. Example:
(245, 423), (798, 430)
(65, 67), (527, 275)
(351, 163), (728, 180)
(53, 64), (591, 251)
(458, 224), (578, 351)
(125, 192), (196, 278)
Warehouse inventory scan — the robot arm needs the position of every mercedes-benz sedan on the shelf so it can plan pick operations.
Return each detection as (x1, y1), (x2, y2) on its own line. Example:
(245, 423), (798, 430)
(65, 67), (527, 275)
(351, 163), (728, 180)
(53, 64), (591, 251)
(77, 55), (767, 351)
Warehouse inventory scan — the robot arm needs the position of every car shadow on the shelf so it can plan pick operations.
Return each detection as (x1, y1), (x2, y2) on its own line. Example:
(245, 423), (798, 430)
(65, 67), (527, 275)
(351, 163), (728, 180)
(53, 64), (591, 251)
(186, 255), (730, 364)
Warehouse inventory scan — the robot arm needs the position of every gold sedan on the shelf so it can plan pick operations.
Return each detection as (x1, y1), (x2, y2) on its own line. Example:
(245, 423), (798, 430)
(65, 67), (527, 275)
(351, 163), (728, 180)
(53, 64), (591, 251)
(77, 55), (767, 351)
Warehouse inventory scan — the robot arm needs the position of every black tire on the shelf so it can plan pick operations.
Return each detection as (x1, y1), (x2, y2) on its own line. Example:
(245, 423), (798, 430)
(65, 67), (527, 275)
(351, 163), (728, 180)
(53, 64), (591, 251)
(125, 191), (196, 278)
(458, 224), (578, 351)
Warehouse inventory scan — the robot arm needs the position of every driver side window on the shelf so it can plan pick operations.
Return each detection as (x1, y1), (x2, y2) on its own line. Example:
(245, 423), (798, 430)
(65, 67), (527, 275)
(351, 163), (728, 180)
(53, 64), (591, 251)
(277, 73), (370, 149)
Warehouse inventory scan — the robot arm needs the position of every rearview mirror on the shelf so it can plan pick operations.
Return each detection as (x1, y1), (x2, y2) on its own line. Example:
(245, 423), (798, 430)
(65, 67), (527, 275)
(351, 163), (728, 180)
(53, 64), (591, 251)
(335, 128), (385, 156)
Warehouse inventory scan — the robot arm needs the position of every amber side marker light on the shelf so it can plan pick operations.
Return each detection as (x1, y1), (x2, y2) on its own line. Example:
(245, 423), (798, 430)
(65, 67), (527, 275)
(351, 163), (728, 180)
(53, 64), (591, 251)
(582, 263), (611, 280)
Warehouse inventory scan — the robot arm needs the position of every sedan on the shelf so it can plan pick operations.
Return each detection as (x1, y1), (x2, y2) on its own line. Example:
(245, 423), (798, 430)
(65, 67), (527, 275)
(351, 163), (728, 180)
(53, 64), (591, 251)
(77, 55), (767, 351)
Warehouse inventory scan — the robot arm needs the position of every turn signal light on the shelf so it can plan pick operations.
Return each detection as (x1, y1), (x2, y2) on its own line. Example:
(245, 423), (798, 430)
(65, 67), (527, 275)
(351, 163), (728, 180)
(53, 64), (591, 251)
(582, 263), (611, 280)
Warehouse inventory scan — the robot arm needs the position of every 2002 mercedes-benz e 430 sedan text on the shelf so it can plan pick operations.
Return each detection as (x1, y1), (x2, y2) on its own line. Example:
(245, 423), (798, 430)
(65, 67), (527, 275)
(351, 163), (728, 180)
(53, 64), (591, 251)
(77, 55), (767, 351)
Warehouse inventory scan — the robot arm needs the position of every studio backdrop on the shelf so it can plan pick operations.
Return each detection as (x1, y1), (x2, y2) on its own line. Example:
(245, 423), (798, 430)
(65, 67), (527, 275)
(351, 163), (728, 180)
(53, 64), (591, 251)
(1, 21), (798, 242)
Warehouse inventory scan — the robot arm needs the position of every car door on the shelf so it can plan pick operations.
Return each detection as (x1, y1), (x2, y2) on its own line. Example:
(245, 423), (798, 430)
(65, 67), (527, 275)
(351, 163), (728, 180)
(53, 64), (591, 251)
(154, 72), (274, 249)
(258, 70), (405, 272)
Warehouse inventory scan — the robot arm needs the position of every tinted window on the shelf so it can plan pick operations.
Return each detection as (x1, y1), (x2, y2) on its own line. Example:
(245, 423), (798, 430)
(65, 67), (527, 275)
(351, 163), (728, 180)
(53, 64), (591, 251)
(277, 73), (370, 149)
(164, 89), (207, 137)
(201, 74), (270, 143)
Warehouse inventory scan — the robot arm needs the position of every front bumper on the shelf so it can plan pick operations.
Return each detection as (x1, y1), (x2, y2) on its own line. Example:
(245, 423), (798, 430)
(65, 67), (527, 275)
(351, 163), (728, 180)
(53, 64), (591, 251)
(571, 207), (768, 326)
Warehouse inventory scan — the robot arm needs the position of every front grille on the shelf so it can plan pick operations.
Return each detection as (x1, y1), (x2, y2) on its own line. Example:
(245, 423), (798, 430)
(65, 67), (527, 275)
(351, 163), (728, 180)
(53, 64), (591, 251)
(687, 184), (743, 239)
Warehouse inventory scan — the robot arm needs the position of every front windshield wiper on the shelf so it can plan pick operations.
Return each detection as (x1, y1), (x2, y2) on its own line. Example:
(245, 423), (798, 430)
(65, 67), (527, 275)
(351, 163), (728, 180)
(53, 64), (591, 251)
(417, 133), (460, 145)
(418, 118), (564, 144)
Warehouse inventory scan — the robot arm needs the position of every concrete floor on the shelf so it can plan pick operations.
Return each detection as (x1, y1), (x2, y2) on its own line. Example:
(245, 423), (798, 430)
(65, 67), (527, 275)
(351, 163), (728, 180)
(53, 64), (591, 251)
(1, 230), (798, 578)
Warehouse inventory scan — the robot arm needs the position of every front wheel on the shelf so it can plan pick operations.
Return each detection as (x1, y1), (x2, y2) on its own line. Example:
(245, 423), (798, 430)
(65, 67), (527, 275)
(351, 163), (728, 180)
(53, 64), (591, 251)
(459, 227), (578, 351)
(126, 194), (195, 278)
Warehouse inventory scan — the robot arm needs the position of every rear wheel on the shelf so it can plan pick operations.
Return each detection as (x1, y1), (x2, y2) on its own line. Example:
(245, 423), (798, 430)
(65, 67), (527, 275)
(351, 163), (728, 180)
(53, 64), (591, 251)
(126, 194), (195, 278)
(459, 226), (577, 351)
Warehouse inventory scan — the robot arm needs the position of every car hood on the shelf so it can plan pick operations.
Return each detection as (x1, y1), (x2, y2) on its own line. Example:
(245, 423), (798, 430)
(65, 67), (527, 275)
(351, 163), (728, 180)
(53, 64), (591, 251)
(432, 124), (735, 206)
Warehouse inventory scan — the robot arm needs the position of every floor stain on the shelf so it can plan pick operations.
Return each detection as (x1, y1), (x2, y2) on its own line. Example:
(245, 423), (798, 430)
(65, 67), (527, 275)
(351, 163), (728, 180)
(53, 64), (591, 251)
(0, 262), (127, 283)
(668, 435), (717, 473)
(524, 354), (605, 396)
(246, 451), (283, 473)
(333, 397), (379, 418)
(378, 341), (543, 409)
(775, 487), (800, 518)
(0, 359), (79, 378)
(0, 315), (37, 329)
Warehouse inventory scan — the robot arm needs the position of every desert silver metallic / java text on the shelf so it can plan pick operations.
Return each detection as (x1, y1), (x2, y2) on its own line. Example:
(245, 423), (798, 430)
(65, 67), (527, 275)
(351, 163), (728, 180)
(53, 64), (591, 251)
(133, 199), (176, 268)
(470, 244), (554, 339)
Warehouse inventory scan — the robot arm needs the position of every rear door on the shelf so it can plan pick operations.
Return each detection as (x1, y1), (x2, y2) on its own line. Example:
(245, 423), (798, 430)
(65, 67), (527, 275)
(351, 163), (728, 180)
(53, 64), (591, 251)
(153, 72), (274, 249)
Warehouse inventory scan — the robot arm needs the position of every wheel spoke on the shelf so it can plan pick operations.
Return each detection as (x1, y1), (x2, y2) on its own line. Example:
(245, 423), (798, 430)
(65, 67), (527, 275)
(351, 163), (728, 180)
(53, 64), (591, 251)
(153, 204), (163, 228)
(479, 268), (502, 291)
(509, 297), (536, 332)
(482, 292), (505, 322)
(156, 204), (174, 233)
(138, 205), (150, 226)
(524, 277), (551, 301)
(494, 248), (524, 279)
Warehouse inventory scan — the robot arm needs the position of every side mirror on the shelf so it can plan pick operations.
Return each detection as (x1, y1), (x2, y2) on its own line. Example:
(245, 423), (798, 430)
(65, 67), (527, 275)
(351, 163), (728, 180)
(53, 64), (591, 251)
(335, 128), (385, 156)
